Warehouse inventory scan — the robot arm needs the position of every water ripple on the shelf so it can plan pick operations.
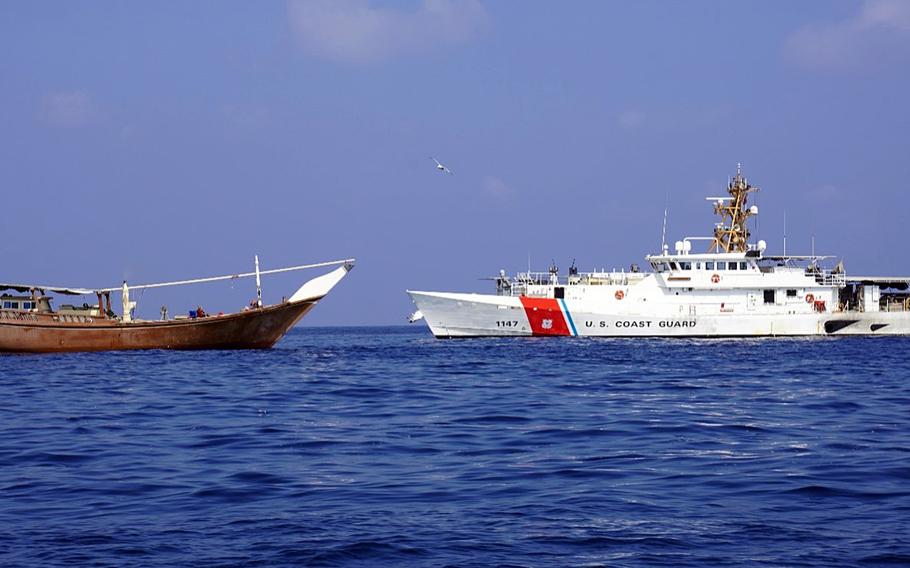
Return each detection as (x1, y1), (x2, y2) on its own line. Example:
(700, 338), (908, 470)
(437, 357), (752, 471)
(1, 328), (909, 566)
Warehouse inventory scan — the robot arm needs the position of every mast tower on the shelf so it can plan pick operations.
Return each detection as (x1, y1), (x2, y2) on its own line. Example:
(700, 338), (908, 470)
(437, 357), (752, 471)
(709, 164), (758, 253)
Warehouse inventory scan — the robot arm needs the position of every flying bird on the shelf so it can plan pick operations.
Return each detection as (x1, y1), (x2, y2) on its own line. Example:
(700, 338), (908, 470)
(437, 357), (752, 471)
(431, 156), (453, 175)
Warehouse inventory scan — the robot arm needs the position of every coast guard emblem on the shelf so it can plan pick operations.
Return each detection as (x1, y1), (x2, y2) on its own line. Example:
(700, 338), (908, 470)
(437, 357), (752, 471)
(542, 319), (553, 330)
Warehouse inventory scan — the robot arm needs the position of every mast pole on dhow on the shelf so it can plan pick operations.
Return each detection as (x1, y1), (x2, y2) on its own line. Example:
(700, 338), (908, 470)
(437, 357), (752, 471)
(255, 255), (263, 308)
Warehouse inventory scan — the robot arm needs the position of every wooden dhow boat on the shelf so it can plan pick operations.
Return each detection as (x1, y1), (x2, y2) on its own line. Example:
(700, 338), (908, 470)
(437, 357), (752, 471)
(0, 258), (354, 353)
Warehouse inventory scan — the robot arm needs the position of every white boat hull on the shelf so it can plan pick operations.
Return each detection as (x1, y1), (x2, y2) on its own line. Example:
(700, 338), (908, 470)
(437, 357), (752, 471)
(407, 291), (910, 337)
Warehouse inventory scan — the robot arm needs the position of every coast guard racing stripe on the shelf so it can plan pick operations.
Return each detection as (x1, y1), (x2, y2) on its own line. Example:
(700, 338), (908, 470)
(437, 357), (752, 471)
(519, 297), (574, 336)
(558, 298), (578, 336)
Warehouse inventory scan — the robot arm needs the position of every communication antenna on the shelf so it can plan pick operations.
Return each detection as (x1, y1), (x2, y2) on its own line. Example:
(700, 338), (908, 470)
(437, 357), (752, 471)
(783, 211), (787, 257)
(660, 191), (669, 252)
(811, 234), (816, 259)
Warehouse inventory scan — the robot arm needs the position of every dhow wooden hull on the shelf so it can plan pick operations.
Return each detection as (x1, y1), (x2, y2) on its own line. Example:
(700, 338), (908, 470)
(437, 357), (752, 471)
(0, 300), (317, 353)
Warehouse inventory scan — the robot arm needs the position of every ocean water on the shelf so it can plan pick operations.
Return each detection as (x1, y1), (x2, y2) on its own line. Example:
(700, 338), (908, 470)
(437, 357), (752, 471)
(1, 327), (909, 567)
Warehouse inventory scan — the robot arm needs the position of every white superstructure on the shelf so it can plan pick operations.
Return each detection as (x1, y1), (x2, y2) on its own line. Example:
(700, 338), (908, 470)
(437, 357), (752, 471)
(408, 166), (910, 337)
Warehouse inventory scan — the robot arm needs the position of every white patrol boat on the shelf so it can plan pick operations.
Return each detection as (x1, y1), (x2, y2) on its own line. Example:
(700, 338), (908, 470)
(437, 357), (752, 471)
(407, 166), (910, 337)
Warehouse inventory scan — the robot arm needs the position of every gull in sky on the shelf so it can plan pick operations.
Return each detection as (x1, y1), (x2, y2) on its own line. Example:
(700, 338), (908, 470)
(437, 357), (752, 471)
(431, 156), (454, 175)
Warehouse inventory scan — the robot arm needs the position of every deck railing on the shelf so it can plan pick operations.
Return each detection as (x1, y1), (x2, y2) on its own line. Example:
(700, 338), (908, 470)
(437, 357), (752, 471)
(498, 271), (644, 296)
(813, 271), (847, 286)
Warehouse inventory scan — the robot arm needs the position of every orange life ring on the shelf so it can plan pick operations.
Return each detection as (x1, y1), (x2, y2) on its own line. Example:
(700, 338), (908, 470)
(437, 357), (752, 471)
(711, 273), (720, 284)
(805, 293), (815, 303)
(615, 290), (625, 300)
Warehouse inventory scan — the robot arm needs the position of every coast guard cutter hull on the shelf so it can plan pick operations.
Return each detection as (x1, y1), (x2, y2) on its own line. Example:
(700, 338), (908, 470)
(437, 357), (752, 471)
(407, 290), (910, 338)
(408, 167), (910, 338)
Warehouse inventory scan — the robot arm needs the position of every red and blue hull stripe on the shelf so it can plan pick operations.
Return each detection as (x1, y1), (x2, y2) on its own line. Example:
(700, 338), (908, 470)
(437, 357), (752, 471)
(518, 296), (577, 337)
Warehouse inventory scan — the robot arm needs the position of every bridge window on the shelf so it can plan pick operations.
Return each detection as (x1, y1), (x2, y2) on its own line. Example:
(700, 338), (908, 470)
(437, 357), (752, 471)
(680, 262), (692, 270)
(763, 290), (775, 304)
(728, 262), (738, 271)
(705, 261), (715, 270)
(670, 262), (680, 270)
(740, 262), (749, 270)
(715, 262), (726, 270)
(786, 289), (797, 297)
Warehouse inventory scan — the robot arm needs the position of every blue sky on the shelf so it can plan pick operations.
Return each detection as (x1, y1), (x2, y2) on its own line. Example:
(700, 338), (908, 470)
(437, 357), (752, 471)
(2, 1), (909, 325)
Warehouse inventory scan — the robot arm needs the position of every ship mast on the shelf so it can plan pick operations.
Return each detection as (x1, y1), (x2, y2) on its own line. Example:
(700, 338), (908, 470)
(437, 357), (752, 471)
(709, 163), (758, 253)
